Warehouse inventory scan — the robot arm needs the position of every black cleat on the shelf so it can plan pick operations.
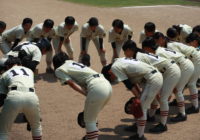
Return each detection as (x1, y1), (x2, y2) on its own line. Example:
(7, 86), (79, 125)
(170, 113), (187, 122)
(169, 99), (177, 106)
(186, 106), (199, 114)
(46, 67), (54, 73)
(147, 114), (155, 122)
(127, 134), (147, 140)
(124, 123), (137, 132)
(149, 123), (167, 133)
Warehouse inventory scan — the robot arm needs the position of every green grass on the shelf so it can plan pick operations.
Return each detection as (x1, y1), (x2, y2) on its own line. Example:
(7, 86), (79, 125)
(64, 0), (200, 7)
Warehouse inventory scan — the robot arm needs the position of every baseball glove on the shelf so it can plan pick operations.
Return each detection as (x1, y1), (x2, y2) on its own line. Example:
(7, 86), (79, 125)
(77, 112), (85, 128)
(124, 97), (143, 118)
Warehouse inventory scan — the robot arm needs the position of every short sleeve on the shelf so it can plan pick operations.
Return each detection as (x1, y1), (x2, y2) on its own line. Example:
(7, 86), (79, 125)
(80, 25), (88, 38)
(55, 69), (72, 84)
(111, 66), (128, 82)
(108, 30), (115, 43)
(16, 28), (24, 40)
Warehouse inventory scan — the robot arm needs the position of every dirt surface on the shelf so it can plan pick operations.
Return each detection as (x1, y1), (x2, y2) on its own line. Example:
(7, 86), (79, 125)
(0, 0), (200, 140)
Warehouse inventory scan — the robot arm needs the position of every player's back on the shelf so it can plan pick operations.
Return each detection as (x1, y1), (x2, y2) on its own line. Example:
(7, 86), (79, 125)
(1, 65), (34, 88)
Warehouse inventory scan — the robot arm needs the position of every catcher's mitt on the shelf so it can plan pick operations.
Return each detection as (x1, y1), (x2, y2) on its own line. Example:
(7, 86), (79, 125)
(124, 97), (143, 118)
(77, 112), (85, 128)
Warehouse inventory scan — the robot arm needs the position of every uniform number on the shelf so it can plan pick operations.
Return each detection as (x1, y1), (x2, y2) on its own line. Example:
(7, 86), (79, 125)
(165, 48), (176, 54)
(10, 68), (29, 77)
(147, 53), (159, 59)
(72, 62), (85, 68)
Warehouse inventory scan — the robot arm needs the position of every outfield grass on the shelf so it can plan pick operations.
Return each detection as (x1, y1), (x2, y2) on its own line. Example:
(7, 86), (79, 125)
(64, 0), (200, 7)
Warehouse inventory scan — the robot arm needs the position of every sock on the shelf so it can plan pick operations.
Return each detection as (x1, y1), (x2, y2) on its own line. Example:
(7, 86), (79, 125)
(191, 94), (199, 108)
(160, 111), (168, 125)
(149, 104), (158, 117)
(177, 101), (185, 116)
(86, 131), (98, 140)
(137, 120), (146, 138)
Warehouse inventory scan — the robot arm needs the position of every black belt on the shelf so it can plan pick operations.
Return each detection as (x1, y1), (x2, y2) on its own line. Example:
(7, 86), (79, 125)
(93, 74), (100, 78)
(10, 86), (34, 92)
(151, 70), (157, 74)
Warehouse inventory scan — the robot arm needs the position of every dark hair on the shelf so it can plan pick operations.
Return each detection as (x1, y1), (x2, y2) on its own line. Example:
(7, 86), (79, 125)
(112, 19), (124, 30)
(0, 21), (6, 29)
(88, 17), (99, 26)
(172, 25), (182, 35)
(122, 40), (138, 52)
(192, 25), (200, 34)
(153, 32), (165, 40)
(22, 18), (33, 26)
(142, 37), (158, 51)
(101, 64), (112, 82)
(65, 16), (75, 25)
(36, 38), (52, 52)
(144, 22), (156, 32)
(4, 57), (21, 68)
(53, 52), (69, 70)
(43, 19), (54, 28)
(186, 33), (200, 45)
(81, 54), (90, 67)
(167, 28), (178, 39)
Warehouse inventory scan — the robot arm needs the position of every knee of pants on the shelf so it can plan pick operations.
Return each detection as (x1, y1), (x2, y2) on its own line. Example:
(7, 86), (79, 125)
(85, 122), (98, 132)
(175, 92), (184, 102)
(0, 133), (8, 140)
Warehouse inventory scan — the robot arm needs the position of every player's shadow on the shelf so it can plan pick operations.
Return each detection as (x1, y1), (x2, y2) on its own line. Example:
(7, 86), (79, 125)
(34, 73), (57, 83)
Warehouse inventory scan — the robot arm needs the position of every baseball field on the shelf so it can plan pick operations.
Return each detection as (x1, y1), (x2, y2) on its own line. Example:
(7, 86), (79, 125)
(0, 0), (200, 140)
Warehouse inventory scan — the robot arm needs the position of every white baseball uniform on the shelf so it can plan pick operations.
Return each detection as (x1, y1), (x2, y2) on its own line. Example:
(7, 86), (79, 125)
(139, 29), (159, 44)
(27, 23), (56, 69)
(0, 65), (42, 140)
(52, 21), (79, 59)
(178, 24), (192, 43)
(167, 42), (200, 108)
(156, 47), (194, 115)
(108, 25), (133, 61)
(79, 23), (107, 66)
(111, 57), (163, 137)
(6, 42), (42, 63)
(55, 60), (112, 140)
(136, 52), (181, 125)
(0, 25), (29, 54)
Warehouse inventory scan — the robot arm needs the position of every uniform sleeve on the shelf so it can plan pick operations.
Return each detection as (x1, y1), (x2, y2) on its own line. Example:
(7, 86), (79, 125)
(31, 27), (42, 39)
(126, 25), (133, 36)
(111, 66), (128, 82)
(16, 28), (24, 40)
(139, 31), (146, 43)
(74, 23), (79, 32)
(55, 68), (72, 84)
(31, 47), (42, 62)
(98, 25), (106, 38)
(108, 30), (115, 43)
(80, 25), (88, 38)
(48, 29), (56, 39)
(56, 26), (64, 37)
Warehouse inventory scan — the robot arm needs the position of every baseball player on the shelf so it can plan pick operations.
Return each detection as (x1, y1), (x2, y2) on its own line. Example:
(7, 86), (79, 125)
(167, 28), (200, 114)
(0, 18), (33, 54)
(139, 22), (158, 44)
(102, 52), (163, 140)
(53, 52), (112, 140)
(108, 19), (133, 62)
(153, 32), (194, 121)
(78, 17), (107, 66)
(134, 38), (180, 133)
(27, 19), (55, 73)
(0, 21), (6, 54)
(0, 57), (42, 140)
(172, 24), (192, 43)
(6, 39), (52, 72)
(52, 16), (78, 60)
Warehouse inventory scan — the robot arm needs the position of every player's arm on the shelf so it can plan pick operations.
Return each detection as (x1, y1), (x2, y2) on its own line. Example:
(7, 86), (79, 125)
(81, 37), (87, 54)
(111, 42), (118, 58)
(58, 36), (64, 52)
(66, 80), (87, 96)
(99, 38), (105, 53)
(122, 79), (141, 98)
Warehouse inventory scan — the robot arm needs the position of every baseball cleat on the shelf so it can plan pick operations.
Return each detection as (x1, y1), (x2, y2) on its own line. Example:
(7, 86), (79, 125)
(124, 123), (137, 132)
(169, 99), (177, 106)
(147, 114), (155, 122)
(149, 122), (167, 133)
(186, 106), (199, 114)
(127, 134), (147, 140)
(170, 113), (187, 122)
(46, 67), (54, 73)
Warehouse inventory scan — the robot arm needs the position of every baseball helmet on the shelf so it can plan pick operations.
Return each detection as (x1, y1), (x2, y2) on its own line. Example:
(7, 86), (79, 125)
(53, 52), (69, 70)
(36, 38), (52, 52)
